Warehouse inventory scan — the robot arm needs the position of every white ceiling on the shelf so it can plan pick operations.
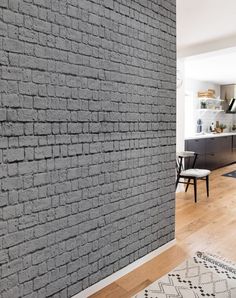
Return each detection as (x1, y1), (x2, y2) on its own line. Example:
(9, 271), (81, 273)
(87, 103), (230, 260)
(185, 48), (236, 85)
(177, 0), (236, 50)
(178, 0), (236, 84)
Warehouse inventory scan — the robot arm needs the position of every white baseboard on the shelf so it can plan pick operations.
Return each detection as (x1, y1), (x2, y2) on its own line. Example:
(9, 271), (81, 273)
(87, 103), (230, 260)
(73, 238), (176, 298)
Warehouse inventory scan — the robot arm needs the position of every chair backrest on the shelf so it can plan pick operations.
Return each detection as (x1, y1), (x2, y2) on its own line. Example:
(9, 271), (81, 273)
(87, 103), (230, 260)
(176, 151), (198, 173)
(177, 151), (195, 158)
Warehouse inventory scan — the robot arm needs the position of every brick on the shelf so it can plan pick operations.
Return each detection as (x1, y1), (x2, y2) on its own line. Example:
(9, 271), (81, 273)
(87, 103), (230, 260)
(19, 266), (38, 283)
(19, 2), (38, 17)
(19, 28), (38, 43)
(3, 231), (25, 248)
(34, 97), (49, 109)
(46, 276), (69, 296)
(20, 55), (47, 71)
(23, 280), (33, 296)
(2, 94), (20, 107)
(68, 282), (82, 297)
(19, 82), (38, 95)
(55, 252), (71, 267)
(19, 237), (47, 257)
(2, 258), (23, 277)
(68, 123), (82, 134)
(8, 0), (19, 11)
(19, 136), (38, 147)
(0, 221), (8, 237)
(8, 163), (18, 176)
(2, 176), (23, 191)
(0, 0), (8, 7)
(0, 50), (8, 66)
(0, 20), (7, 36)
(34, 0), (50, 7)
(18, 109), (37, 122)
(3, 204), (24, 220)
(19, 214), (38, 230)
(33, 273), (49, 290)
(34, 123), (51, 135)
(0, 109), (7, 121)
(0, 250), (8, 264)
(0, 163), (7, 178)
(2, 66), (22, 80)
(32, 71), (50, 84)
(35, 146), (52, 159)
(3, 38), (24, 53)
(33, 18), (51, 34)
(0, 193), (8, 207)
(2, 123), (24, 136)
(34, 173), (49, 186)
(4, 148), (24, 162)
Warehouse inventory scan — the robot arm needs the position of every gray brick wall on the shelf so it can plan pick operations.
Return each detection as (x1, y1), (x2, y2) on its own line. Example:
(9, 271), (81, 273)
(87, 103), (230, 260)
(0, 0), (176, 297)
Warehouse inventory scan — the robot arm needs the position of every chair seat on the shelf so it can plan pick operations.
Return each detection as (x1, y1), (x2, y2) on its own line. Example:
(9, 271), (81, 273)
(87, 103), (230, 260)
(181, 168), (211, 178)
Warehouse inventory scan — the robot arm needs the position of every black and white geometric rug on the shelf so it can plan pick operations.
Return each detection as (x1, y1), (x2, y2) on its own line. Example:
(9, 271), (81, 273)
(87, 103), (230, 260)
(133, 251), (236, 298)
(223, 170), (236, 178)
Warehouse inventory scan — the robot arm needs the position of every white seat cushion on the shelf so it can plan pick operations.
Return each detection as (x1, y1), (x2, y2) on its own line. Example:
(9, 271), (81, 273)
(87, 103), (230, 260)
(180, 168), (211, 178)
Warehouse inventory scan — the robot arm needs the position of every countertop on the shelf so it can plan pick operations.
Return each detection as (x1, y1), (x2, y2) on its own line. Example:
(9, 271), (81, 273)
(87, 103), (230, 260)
(185, 132), (236, 140)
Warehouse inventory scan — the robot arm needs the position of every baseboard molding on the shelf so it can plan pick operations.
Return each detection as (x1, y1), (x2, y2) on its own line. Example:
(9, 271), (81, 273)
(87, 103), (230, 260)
(73, 238), (176, 298)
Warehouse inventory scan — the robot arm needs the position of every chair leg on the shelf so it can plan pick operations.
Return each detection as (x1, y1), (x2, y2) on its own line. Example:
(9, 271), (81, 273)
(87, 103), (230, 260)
(206, 175), (209, 197)
(185, 178), (191, 192)
(194, 178), (197, 203)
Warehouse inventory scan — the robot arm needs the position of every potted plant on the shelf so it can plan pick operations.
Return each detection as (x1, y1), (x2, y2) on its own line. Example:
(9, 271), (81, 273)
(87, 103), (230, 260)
(219, 123), (227, 133)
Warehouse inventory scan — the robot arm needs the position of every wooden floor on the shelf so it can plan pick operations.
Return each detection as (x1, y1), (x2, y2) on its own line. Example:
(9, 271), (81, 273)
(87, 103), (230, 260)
(91, 164), (236, 298)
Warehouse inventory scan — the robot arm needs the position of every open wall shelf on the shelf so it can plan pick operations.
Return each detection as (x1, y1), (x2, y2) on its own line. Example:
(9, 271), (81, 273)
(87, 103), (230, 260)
(196, 109), (224, 113)
(198, 97), (224, 102)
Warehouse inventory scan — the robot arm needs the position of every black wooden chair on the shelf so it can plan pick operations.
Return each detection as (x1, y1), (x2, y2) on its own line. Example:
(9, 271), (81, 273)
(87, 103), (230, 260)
(176, 151), (211, 203)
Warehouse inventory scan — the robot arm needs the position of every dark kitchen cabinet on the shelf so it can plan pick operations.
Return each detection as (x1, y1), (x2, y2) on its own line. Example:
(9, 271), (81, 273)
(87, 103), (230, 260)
(205, 137), (222, 154)
(220, 136), (233, 165)
(185, 135), (235, 170)
(205, 152), (225, 170)
(185, 138), (205, 169)
(205, 136), (232, 169)
(233, 136), (236, 161)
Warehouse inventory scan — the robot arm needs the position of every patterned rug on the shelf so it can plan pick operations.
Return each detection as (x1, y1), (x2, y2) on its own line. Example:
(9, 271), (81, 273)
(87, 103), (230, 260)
(223, 170), (236, 178)
(133, 252), (236, 298)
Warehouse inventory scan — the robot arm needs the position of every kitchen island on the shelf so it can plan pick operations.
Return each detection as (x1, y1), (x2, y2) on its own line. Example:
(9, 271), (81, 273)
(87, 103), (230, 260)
(185, 132), (236, 170)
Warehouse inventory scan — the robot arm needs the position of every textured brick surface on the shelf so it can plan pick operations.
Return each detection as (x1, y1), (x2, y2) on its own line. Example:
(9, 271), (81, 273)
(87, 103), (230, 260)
(0, 0), (176, 297)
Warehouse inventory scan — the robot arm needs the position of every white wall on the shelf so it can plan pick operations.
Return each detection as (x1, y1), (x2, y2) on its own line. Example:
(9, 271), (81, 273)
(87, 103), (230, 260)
(185, 79), (220, 98)
(176, 59), (185, 153)
(185, 79), (236, 135)
(176, 59), (185, 192)
(185, 79), (220, 136)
